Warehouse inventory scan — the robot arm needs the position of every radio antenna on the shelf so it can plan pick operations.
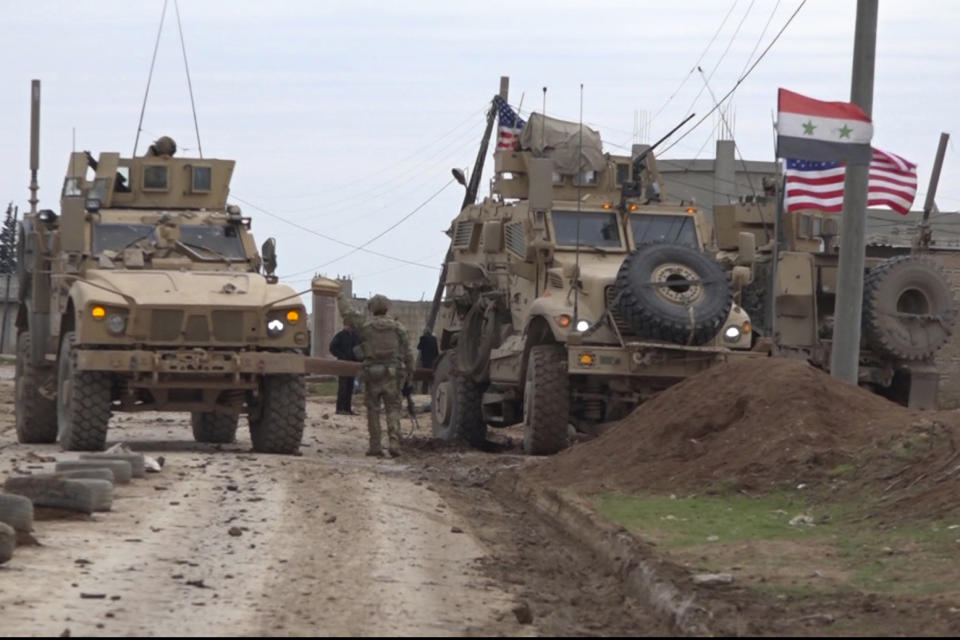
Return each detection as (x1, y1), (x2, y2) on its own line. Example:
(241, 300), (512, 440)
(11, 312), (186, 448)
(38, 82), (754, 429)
(134, 0), (168, 157)
(573, 83), (584, 327)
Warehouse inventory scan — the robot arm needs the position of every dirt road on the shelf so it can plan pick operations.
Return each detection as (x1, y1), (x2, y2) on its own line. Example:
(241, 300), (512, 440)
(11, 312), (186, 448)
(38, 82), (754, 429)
(0, 368), (666, 637)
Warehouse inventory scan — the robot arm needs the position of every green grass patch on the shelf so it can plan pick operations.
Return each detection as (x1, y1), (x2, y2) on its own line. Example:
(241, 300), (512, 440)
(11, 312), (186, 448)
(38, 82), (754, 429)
(593, 492), (821, 547)
(592, 492), (960, 599)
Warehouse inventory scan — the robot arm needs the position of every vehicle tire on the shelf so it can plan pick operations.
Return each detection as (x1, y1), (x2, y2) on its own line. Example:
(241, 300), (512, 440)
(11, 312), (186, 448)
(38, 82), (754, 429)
(0, 522), (14, 564)
(14, 332), (58, 444)
(191, 412), (240, 444)
(79, 453), (146, 478)
(431, 351), (486, 447)
(249, 375), (306, 454)
(863, 256), (957, 360)
(3, 476), (96, 514)
(57, 331), (111, 451)
(522, 345), (570, 455)
(71, 479), (114, 512)
(0, 493), (34, 532)
(55, 459), (131, 484)
(614, 243), (732, 345)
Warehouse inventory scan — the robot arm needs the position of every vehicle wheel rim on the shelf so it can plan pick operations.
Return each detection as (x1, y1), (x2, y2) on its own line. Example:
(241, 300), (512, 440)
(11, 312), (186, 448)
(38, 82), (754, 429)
(650, 262), (704, 305)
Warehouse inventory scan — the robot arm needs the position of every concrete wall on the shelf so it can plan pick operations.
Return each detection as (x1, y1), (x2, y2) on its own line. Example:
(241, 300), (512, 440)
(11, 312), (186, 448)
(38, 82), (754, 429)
(0, 277), (18, 355)
(659, 140), (778, 227)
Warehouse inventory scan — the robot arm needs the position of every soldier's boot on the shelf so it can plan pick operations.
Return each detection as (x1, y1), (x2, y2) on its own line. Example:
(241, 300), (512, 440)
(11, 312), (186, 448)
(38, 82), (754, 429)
(386, 409), (402, 458)
(366, 403), (383, 456)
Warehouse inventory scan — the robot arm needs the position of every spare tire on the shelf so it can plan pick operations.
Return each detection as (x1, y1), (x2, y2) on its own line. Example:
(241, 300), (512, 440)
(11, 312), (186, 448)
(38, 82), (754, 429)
(614, 243), (732, 345)
(863, 255), (957, 360)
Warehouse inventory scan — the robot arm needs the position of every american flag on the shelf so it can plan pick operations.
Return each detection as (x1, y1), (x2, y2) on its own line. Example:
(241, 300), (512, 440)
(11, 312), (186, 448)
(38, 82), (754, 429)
(784, 148), (918, 215)
(494, 95), (525, 151)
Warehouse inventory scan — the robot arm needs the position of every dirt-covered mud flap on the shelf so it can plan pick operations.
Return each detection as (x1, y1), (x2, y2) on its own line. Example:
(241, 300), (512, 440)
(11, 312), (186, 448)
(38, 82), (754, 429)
(191, 412), (240, 444)
(614, 243), (732, 345)
(57, 331), (111, 452)
(863, 256), (957, 360)
(430, 351), (486, 447)
(14, 331), (58, 444)
(248, 374), (306, 454)
(456, 294), (504, 383)
(522, 344), (570, 455)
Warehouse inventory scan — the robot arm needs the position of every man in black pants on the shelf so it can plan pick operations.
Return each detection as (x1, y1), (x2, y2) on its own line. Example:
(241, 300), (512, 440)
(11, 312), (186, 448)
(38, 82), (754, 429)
(416, 328), (439, 394)
(329, 321), (361, 415)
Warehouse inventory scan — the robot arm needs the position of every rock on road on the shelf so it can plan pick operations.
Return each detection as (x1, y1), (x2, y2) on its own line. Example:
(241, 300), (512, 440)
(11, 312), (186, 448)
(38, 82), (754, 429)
(0, 367), (666, 637)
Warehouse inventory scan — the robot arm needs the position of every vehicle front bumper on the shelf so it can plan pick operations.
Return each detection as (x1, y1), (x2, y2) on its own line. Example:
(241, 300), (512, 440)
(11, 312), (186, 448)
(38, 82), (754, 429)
(566, 341), (762, 379)
(75, 349), (306, 376)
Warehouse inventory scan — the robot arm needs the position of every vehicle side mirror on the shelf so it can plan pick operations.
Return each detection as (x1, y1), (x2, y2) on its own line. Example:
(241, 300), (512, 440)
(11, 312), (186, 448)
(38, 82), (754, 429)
(261, 237), (278, 283)
(737, 232), (756, 266)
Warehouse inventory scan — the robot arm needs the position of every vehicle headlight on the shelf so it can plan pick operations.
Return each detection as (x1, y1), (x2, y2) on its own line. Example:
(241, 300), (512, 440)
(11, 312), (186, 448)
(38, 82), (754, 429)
(106, 313), (127, 336)
(575, 319), (590, 333)
(267, 318), (286, 337)
(723, 326), (742, 342)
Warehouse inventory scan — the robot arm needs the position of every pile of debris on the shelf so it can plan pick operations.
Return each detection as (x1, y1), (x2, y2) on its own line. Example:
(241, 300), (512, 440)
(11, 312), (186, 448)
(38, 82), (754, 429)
(527, 357), (960, 523)
(0, 445), (162, 564)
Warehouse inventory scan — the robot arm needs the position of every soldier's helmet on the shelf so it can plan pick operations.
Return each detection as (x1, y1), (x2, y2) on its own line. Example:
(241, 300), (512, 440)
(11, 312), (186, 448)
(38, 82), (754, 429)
(368, 294), (390, 315)
(148, 136), (177, 157)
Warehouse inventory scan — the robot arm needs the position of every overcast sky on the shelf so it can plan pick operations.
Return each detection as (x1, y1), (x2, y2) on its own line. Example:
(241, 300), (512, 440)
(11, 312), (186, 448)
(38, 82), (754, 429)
(1, 0), (957, 303)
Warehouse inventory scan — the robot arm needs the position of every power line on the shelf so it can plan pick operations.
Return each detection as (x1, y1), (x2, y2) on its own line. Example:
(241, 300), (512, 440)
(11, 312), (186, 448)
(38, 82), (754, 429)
(230, 195), (442, 272)
(250, 105), (487, 203)
(649, 0), (741, 126)
(659, 0), (808, 158)
(681, 0), (757, 123)
(280, 178), (455, 278)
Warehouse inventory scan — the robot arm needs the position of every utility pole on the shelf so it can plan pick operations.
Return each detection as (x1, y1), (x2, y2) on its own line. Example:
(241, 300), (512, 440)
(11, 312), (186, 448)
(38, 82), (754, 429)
(915, 132), (950, 253)
(830, 0), (878, 383)
(426, 76), (509, 332)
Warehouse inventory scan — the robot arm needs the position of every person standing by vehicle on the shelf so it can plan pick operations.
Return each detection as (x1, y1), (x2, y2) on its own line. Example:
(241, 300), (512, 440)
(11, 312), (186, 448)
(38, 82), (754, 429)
(416, 328), (439, 394)
(329, 321), (361, 415)
(337, 292), (412, 457)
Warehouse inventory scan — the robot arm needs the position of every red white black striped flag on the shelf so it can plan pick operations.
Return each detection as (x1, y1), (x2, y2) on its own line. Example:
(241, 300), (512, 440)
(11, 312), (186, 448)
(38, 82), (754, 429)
(776, 88), (874, 165)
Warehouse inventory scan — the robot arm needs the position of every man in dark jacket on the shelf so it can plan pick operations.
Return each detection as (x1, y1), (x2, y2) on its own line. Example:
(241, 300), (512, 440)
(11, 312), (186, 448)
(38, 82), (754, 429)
(416, 328), (439, 393)
(329, 321), (361, 415)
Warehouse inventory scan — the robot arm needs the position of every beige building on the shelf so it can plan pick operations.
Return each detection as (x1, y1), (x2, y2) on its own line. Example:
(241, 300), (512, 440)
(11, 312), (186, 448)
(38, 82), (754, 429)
(310, 277), (429, 363)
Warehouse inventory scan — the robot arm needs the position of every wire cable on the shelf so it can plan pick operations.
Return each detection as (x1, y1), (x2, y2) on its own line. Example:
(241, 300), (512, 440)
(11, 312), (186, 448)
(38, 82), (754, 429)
(229, 195), (442, 272)
(282, 177), (455, 278)
(658, 0), (807, 158)
(650, 0), (741, 125)
(133, 0), (168, 156)
(681, 0), (757, 124)
(173, 0), (203, 158)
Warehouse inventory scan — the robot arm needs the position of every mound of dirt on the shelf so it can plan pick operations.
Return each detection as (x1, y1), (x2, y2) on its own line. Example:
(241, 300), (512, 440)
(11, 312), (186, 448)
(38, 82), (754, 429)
(527, 357), (960, 522)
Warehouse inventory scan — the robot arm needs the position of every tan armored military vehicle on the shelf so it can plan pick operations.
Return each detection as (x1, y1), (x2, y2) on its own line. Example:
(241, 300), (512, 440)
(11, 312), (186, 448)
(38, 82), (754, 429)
(714, 185), (957, 408)
(14, 81), (308, 453)
(430, 110), (758, 454)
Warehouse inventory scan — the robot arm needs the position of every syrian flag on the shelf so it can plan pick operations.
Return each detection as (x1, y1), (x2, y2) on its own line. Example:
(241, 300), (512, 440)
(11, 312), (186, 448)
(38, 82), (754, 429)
(776, 88), (873, 165)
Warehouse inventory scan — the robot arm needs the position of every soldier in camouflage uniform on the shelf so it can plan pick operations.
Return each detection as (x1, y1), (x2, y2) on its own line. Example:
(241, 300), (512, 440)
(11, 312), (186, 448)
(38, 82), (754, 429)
(338, 292), (413, 457)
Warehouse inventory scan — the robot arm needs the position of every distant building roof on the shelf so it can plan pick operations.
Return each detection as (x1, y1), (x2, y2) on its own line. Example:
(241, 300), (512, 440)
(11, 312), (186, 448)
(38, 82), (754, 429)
(866, 208), (960, 250)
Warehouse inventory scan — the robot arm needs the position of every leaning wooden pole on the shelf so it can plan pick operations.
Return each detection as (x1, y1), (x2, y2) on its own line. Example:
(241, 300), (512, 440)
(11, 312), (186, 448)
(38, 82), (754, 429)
(426, 76), (509, 333)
